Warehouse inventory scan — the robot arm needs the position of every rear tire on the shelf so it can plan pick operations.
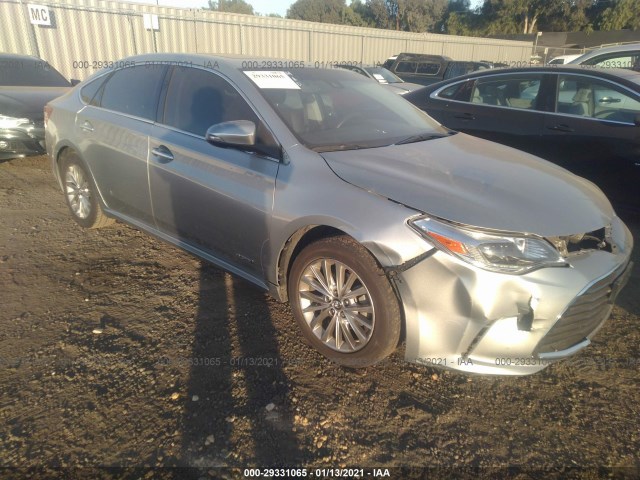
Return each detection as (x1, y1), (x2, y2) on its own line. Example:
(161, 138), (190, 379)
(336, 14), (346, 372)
(288, 235), (401, 367)
(60, 151), (114, 229)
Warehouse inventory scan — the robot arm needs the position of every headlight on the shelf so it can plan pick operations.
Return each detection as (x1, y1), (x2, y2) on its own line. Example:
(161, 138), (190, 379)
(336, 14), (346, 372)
(0, 115), (31, 129)
(410, 216), (567, 274)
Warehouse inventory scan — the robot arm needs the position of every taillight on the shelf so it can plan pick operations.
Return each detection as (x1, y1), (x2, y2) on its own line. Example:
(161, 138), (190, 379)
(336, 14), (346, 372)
(44, 104), (52, 127)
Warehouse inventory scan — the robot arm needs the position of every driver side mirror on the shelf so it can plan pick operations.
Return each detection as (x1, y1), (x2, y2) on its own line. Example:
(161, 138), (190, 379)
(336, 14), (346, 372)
(206, 120), (256, 147)
(205, 120), (283, 160)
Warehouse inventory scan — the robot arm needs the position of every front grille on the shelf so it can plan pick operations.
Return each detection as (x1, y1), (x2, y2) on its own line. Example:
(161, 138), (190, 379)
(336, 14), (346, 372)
(535, 261), (632, 354)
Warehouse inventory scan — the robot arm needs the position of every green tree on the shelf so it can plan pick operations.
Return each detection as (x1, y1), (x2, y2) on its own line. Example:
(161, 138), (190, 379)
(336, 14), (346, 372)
(597, 0), (640, 30)
(351, 0), (377, 27)
(363, 0), (393, 29)
(438, 0), (479, 34)
(287, 0), (346, 24)
(481, 0), (540, 34)
(207, 0), (254, 15)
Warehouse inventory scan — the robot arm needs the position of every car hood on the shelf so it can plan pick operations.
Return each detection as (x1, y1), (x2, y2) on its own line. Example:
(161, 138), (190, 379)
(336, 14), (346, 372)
(0, 87), (70, 118)
(321, 133), (615, 237)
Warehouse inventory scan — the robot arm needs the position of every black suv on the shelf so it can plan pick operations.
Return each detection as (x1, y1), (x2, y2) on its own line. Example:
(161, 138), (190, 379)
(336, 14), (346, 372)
(382, 53), (492, 86)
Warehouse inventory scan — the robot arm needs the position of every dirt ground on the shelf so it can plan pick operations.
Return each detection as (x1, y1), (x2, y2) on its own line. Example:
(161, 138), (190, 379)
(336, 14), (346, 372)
(1, 155), (639, 479)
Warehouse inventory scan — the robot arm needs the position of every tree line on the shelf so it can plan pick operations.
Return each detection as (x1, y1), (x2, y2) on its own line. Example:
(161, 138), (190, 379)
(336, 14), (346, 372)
(207, 0), (640, 34)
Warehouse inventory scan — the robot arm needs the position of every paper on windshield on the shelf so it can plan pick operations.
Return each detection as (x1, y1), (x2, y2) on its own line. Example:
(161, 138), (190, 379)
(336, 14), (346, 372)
(244, 71), (301, 89)
(372, 73), (388, 84)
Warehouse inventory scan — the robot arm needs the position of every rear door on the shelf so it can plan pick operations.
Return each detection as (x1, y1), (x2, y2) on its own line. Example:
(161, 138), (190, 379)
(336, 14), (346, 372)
(427, 72), (548, 156)
(541, 73), (640, 209)
(149, 66), (280, 281)
(76, 64), (168, 225)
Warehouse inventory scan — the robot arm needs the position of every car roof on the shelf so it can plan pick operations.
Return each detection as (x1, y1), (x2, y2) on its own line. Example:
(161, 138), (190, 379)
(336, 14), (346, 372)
(121, 52), (280, 70)
(569, 43), (640, 63)
(416, 65), (640, 91)
(392, 53), (452, 62)
(0, 52), (45, 62)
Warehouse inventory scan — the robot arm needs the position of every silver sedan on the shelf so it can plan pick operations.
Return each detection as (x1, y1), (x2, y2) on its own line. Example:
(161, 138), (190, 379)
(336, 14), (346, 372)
(45, 54), (633, 374)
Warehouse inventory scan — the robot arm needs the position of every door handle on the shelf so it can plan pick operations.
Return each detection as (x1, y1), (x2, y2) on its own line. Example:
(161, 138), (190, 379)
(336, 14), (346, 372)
(598, 97), (621, 104)
(79, 120), (94, 132)
(454, 113), (475, 120)
(547, 124), (574, 133)
(151, 145), (174, 163)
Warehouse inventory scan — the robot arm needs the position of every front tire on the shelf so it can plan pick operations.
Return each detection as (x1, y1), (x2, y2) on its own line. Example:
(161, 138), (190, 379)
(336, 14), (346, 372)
(288, 235), (401, 367)
(60, 152), (114, 229)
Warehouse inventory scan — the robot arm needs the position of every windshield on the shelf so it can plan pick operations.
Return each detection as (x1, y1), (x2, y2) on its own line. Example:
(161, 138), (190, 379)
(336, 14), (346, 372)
(247, 68), (445, 152)
(363, 67), (403, 84)
(0, 57), (70, 87)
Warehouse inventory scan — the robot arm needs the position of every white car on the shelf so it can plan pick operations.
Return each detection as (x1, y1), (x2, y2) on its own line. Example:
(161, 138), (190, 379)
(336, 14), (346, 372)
(568, 43), (640, 70)
(548, 54), (581, 65)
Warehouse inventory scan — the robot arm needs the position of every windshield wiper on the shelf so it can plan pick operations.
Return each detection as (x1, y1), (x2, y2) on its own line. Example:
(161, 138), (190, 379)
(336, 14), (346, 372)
(395, 131), (456, 145)
(313, 144), (372, 153)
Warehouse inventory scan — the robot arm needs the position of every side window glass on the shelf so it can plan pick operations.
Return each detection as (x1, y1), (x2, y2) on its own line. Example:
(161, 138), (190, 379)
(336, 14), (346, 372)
(416, 62), (440, 75)
(163, 67), (278, 150)
(80, 74), (110, 106)
(99, 66), (165, 120)
(437, 80), (473, 101)
(557, 74), (640, 123)
(396, 62), (416, 73)
(445, 63), (465, 79)
(471, 75), (541, 109)
(163, 67), (260, 136)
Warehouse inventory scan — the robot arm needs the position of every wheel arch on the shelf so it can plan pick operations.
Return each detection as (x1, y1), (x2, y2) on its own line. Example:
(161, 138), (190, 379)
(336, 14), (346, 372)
(275, 224), (407, 344)
(54, 145), (109, 211)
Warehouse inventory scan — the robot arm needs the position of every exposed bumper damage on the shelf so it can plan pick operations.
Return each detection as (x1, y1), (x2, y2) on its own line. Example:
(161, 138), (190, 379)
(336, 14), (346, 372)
(394, 216), (633, 375)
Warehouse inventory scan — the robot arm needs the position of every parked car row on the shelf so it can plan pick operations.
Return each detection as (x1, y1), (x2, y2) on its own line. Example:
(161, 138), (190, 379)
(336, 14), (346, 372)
(44, 53), (633, 375)
(404, 65), (640, 212)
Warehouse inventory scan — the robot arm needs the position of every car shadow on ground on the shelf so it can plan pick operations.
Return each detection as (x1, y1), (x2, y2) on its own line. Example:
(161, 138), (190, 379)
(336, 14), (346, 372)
(179, 262), (301, 467)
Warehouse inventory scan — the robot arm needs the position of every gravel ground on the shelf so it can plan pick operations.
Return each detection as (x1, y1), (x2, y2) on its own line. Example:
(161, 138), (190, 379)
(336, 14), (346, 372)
(1, 155), (638, 479)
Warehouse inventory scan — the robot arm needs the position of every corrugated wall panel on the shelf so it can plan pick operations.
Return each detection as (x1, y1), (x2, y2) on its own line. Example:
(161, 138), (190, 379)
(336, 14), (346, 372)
(243, 25), (308, 60)
(362, 37), (408, 64)
(194, 19), (241, 54)
(33, 4), (133, 80)
(0, 2), (34, 55)
(311, 32), (362, 63)
(500, 45), (533, 63)
(442, 42), (475, 60)
(0, 0), (533, 78)
(406, 40), (444, 55)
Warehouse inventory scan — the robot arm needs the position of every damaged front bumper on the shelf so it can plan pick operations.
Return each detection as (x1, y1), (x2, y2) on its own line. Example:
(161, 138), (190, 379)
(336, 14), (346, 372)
(395, 216), (633, 375)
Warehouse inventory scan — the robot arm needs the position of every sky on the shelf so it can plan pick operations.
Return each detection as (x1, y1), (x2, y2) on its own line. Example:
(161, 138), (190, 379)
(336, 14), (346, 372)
(136, 0), (486, 20)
